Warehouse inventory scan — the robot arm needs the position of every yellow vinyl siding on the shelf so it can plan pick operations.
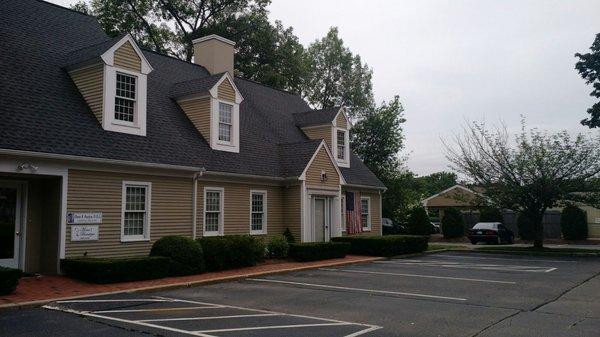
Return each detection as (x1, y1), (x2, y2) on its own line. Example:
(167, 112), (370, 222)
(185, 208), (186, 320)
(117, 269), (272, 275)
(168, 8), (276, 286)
(66, 170), (193, 258)
(195, 181), (286, 238)
(283, 185), (302, 241)
(336, 112), (347, 129)
(342, 189), (382, 236)
(217, 78), (236, 102)
(69, 64), (104, 124)
(305, 146), (340, 189)
(302, 126), (332, 150)
(114, 41), (142, 72)
(178, 97), (211, 142)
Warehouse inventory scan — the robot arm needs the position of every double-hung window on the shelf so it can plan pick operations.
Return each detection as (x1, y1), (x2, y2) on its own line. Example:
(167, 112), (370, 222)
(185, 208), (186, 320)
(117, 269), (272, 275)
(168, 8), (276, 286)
(360, 197), (371, 231)
(218, 102), (233, 142)
(115, 73), (137, 123)
(337, 130), (346, 160)
(250, 191), (267, 234)
(121, 181), (151, 241)
(204, 188), (223, 236)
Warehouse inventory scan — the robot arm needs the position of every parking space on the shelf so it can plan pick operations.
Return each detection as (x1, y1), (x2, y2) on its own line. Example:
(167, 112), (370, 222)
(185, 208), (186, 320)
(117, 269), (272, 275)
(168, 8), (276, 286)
(5, 251), (598, 336)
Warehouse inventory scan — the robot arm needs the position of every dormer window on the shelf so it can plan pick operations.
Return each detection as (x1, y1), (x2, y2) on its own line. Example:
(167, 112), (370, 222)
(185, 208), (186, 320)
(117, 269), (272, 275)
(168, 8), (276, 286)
(115, 73), (136, 123)
(218, 102), (233, 143)
(337, 130), (346, 160)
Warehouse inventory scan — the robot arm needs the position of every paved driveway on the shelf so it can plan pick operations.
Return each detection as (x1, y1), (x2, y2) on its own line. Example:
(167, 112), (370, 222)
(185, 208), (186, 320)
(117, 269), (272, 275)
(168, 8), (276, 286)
(1, 252), (599, 336)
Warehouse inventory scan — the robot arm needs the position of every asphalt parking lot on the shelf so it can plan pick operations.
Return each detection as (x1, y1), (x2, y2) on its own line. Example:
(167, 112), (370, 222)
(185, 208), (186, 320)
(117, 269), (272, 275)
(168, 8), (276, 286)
(2, 251), (599, 337)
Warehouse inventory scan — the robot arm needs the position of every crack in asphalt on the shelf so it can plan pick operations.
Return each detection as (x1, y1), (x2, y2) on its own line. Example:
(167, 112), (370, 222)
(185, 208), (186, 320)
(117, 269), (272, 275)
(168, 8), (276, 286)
(469, 270), (600, 337)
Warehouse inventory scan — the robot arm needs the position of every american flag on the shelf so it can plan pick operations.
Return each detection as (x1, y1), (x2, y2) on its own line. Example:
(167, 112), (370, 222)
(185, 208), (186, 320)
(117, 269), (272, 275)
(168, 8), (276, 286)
(345, 191), (363, 234)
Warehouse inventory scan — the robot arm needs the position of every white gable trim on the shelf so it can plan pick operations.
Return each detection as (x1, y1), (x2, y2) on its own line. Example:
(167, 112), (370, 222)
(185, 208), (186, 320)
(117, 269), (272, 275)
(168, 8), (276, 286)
(299, 140), (347, 185)
(208, 72), (244, 104)
(421, 184), (486, 206)
(332, 107), (352, 129)
(101, 34), (154, 74)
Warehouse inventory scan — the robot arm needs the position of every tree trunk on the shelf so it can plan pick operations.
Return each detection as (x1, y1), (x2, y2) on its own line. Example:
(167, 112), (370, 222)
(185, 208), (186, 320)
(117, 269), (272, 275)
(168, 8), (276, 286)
(532, 215), (544, 249)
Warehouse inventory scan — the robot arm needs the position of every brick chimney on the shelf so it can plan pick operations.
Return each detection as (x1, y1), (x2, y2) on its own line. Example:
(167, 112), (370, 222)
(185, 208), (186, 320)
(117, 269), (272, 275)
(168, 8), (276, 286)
(192, 35), (235, 75)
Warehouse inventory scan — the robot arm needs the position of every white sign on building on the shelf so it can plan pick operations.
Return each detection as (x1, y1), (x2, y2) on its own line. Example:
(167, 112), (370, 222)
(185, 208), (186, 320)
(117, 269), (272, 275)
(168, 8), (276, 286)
(71, 225), (99, 241)
(67, 212), (102, 225)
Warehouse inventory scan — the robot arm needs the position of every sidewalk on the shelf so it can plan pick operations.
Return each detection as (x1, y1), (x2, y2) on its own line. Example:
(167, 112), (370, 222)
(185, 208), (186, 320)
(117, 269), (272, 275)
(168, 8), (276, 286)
(0, 255), (381, 309)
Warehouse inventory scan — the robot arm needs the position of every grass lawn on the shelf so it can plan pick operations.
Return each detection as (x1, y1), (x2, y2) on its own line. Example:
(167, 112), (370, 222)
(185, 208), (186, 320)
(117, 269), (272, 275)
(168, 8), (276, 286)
(476, 246), (600, 255)
(427, 244), (468, 251)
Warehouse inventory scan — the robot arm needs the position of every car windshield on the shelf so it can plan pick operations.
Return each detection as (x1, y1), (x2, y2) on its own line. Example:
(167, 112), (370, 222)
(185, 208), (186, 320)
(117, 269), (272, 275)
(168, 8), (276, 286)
(473, 223), (498, 230)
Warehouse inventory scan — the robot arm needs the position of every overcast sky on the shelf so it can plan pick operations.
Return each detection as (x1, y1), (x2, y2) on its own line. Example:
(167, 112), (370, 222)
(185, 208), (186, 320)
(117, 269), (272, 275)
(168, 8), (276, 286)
(51, 0), (600, 175)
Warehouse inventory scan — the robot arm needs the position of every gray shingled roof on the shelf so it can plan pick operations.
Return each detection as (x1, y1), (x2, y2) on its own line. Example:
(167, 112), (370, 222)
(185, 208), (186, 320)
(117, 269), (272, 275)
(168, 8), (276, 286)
(0, 0), (384, 188)
(278, 140), (323, 178)
(293, 107), (341, 127)
(169, 73), (225, 98)
(63, 34), (124, 69)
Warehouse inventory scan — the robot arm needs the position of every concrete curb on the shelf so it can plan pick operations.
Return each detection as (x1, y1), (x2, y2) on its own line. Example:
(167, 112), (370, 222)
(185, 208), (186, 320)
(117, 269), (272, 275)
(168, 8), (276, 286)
(0, 256), (383, 311)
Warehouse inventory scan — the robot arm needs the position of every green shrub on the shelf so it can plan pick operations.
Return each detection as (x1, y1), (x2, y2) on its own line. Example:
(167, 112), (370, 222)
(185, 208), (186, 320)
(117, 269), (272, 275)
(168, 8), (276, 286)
(517, 212), (535, 240)
(332, 235), (428, 257)
(406, 206), (431, 235)
(283, 228), (296, 243)
(442, 208), (465, 238)
(561, 205), (588, 240)
(197, 235), (265, 271)
(267, 235), (289, 259)
(479, 207), (503, 222)
(150, 236), (204, 276)
(61, 256), (170, 284)
(0, 266), (22, 295)
(288, 242), (350, 262)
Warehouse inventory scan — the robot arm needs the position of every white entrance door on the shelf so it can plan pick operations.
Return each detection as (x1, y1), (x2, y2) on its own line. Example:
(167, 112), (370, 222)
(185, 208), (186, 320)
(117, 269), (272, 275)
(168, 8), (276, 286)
(313, 197), (331, 242)
(0, 181), (22, 269)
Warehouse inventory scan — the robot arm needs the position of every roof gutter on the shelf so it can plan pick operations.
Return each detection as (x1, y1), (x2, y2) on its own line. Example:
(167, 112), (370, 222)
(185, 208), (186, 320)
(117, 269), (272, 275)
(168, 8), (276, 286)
(203, 170), (298, 182)
(0, 148), (202, 172)
(343, 183), (387, 191)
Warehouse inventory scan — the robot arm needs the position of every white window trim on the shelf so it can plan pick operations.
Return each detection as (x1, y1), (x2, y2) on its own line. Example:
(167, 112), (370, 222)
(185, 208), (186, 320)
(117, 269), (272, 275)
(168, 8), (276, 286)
(249, 190), (267, 235)
(121, 181), (152, 242)
(217, 102), (234, 145)
(332, 127), (350, 168)
(203, 187), (224, 237)
(361, 196), (371, 231)
(103, 65), (148, 136)
(210, 98), (239, 152)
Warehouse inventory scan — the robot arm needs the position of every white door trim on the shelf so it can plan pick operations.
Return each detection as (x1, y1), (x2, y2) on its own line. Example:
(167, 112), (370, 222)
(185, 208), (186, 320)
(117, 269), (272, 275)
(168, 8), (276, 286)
(0, 180), (26, 269)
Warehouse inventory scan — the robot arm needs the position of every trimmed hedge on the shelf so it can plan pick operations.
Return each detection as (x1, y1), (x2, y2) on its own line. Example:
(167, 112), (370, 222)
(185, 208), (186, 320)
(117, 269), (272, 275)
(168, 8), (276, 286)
(442, 207), (465, 238)
(150, 236), (205, 276)
(406, 206), (431, 235)
(267, 235), (289, 259)
(561, 205), (588, 240)
(283, 228), (296, 243)
(332, 235), (428, 257)
(197, 235), (265, 271)
(0, 266), (22, 295)
(61, 256), (170, 284)
(288, 242), (350, 262)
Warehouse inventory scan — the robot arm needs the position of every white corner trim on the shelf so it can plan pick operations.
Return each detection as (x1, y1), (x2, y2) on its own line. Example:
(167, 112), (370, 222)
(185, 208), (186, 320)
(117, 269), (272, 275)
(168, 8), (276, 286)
(101, 34), (153, 74)
(120, 181), (152, 242)
(299, 140), (347, 185)
(209, 73), (244, 104)
(203, 186), (225, 237)
(192, 34), (236, 46)
(249, 190), (267, 235)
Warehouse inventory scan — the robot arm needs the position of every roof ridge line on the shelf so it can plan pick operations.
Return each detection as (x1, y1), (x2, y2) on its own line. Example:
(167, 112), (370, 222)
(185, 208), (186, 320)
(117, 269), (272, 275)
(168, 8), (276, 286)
(35, 0), (97, 19)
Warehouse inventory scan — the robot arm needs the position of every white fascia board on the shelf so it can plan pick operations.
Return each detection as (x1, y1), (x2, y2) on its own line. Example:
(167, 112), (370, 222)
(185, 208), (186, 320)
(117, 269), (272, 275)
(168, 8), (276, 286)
(299, 140), (346, 185)
(209, 72), (244, 104)
(100, 34), (153, 74)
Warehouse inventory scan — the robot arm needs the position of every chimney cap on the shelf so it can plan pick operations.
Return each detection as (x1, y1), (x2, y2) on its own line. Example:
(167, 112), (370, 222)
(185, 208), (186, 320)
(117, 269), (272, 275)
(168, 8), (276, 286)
(192, 34), (235, 46)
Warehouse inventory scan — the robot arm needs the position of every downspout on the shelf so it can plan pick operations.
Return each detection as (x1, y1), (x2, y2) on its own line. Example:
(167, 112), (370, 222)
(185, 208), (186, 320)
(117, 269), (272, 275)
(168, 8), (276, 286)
(192, 167), (206, 239)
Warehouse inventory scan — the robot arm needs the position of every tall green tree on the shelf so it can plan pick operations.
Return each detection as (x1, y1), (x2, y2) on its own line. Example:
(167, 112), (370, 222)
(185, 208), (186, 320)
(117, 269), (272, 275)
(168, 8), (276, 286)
(71, 0), (308, 92)
(575, 33), (600, 128)
(304, 27), (374, 116)
(414, 171), (458, 197)
(446, 120), (600, 248)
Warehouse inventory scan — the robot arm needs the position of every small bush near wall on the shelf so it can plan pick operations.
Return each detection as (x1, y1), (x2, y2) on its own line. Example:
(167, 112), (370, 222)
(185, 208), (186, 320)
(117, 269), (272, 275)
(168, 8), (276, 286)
(197, 235), (265, 271)
(288, 242), (350, 262)
(332, 235), (428, 257)
(267, 235), (289, 259)
(561, 205), (588, 240)
(442, 208), (465, 238)
(406, 207), (431, 235)
(150, 236), (205, 276)
(283, 228), (296, 243)
(61, 257), (170, 284)
(0, 266), (22, 295)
